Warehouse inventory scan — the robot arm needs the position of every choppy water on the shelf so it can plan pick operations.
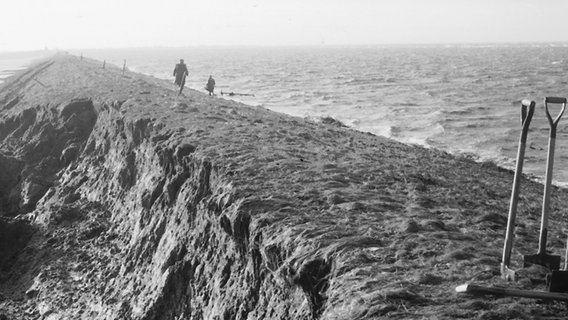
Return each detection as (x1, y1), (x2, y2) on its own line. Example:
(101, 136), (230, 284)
(5, 44), (568, 184)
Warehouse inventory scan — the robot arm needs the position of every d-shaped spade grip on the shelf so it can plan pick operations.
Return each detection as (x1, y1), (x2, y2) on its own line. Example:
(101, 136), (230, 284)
(545, 97), (567, 139)
(502, 100), (535, 279)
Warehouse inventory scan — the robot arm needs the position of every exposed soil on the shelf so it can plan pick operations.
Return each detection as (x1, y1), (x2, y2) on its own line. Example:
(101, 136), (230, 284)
(1, 54), (568, 319)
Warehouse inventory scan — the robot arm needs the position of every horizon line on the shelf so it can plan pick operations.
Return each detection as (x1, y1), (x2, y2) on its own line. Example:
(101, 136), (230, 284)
(3, 40), (568, 54)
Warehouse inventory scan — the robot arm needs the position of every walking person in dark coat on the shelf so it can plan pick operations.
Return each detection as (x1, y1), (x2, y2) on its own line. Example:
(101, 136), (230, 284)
(173, 59), (189, 88)
(206, 75), (216, 96)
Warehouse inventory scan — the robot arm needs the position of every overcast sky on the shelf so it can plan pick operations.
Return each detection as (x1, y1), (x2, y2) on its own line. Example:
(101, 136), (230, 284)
(1, 0), (567, 51)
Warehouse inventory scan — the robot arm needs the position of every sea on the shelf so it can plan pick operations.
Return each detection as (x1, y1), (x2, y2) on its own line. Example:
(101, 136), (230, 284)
(3, 44), (568, 185)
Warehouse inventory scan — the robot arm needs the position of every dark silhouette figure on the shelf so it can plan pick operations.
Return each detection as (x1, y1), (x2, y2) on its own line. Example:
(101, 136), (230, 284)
(206, 75), (216, 96)
(173, 59), (189, 93)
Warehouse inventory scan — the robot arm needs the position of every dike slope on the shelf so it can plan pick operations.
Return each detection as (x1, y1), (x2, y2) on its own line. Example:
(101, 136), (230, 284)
(1, 54), (568, 319)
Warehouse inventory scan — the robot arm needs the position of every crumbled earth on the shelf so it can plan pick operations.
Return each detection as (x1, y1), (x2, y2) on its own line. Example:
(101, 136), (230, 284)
(1, 54), (568, 319)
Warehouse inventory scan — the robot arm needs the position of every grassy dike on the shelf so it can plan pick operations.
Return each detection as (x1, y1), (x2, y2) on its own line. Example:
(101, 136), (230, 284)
(0, 53), (567, 319)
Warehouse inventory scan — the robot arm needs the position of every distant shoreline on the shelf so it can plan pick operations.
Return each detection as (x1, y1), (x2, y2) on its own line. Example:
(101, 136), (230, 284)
(3, 41), (568, 55)
(0, 52), (54, 84)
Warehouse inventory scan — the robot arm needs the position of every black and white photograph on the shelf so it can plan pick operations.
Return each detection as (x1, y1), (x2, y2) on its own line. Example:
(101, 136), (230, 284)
(2, 1), (568, 319)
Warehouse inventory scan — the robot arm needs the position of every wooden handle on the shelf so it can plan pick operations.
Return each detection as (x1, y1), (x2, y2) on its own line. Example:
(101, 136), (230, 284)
(520, 100), (534, 140)
(456, 284), (568, 302)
